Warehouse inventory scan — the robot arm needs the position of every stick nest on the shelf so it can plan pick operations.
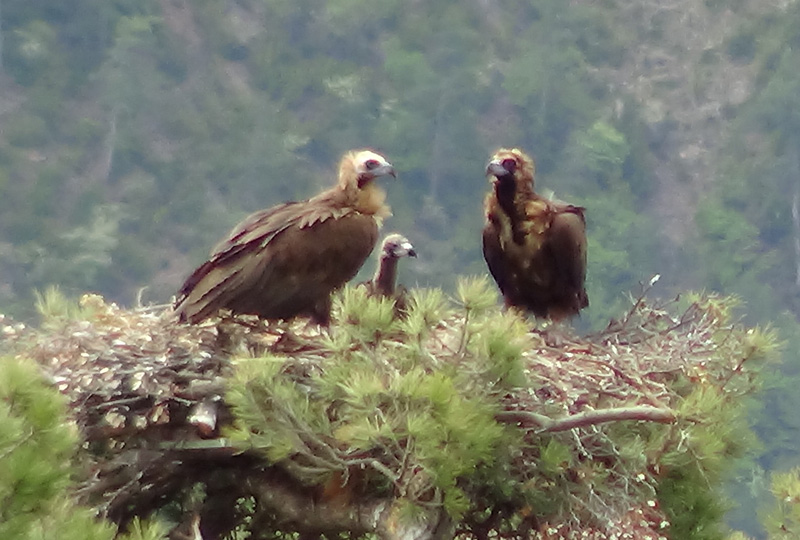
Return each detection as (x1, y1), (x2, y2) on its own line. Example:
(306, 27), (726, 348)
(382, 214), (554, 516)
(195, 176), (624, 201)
(0, 280), (770, 540)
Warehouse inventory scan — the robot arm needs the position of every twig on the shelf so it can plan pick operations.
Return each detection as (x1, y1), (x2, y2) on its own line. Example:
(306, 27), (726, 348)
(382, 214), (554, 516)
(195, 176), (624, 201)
(456, 309), (471, 357)
(497, 406), (676, 433)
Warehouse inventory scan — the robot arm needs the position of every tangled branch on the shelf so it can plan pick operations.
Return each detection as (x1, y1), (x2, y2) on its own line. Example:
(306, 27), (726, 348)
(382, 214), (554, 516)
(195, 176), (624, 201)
(0, 285), (770, 540)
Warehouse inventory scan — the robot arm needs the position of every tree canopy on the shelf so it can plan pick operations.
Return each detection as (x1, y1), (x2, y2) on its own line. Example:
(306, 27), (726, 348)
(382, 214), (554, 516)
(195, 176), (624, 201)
(1, 281), (778, 539)
(3, 0), (800, 537)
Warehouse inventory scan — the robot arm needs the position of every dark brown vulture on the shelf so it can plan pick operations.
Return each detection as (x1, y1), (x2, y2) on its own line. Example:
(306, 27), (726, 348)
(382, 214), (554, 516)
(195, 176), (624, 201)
(361, 233), (416, 309)
(174, 150), (396, 325)
(482, 148), (588, 321)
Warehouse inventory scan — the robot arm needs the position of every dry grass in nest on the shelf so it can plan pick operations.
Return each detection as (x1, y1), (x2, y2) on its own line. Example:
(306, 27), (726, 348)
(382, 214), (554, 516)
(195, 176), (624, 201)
(0, 284), (765, 540)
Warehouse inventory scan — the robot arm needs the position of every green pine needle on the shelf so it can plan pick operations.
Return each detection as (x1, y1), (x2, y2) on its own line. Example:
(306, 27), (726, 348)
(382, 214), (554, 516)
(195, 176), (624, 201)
(455, 275), (498, 313)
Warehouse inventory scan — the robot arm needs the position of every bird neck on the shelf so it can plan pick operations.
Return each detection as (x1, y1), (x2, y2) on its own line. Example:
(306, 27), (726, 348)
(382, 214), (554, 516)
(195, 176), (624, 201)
(494, 175), (519, 218)
(336, 179), (389, 219)
(318, 181), (390, 220)
(493, 174), (538, 246)
(373, 254), (398, 296)
(355, 182), (389, 216)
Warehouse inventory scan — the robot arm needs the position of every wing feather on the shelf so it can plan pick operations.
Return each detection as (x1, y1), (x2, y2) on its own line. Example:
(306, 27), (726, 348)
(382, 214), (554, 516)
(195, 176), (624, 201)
(175, 202), (375, 323)
(548, 206), (587, 295)
(482, 223), (509, 297)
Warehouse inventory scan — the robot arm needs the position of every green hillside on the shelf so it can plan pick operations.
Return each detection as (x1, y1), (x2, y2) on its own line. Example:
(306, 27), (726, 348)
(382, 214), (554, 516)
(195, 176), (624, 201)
(3, 0), (800, 536)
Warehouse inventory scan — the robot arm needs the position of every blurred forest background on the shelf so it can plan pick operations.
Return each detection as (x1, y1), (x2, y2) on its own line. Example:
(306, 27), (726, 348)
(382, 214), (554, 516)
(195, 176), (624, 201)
(1, 0), (799, 536)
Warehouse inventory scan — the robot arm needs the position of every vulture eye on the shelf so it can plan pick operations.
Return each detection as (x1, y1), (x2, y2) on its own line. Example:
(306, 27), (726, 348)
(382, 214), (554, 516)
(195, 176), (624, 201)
(364, 159), (380, 170)
(501, 158), (517, 172)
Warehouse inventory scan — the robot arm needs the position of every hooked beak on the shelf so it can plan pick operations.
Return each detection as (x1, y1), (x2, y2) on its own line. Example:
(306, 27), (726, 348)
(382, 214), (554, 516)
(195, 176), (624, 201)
(399, 240), (417, 258)
(486, 160), (509, 178)
(373, 163), (397, 179)
(358, 161), (396, 188)
(387, 240), (416, 259)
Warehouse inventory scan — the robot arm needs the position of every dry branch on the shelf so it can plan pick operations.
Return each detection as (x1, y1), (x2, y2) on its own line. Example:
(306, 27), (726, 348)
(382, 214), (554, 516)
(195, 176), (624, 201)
(497, 406), (676, 432)
(0, 289), (765, 540)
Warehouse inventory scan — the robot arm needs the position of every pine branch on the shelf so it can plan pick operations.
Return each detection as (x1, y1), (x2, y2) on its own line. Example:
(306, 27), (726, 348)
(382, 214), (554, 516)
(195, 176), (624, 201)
(496, 406), (676, 432)
(5, 288), (768, 539)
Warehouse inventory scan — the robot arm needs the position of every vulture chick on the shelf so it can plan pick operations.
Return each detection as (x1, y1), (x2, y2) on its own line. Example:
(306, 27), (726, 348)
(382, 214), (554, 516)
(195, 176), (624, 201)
(175, 150), (396, 325)
(362, 233), (416, 311)
(482, 148), (588, 321)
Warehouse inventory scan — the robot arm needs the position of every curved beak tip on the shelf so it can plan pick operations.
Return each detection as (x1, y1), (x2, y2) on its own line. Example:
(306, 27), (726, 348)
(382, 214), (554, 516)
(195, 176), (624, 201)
(486, 161), (508, 177)
(374, 163), (396, 179)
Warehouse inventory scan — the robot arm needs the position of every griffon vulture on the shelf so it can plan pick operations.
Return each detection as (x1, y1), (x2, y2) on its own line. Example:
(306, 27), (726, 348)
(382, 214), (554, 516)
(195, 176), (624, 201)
(482, 148), (588, 321)
(362, 233), (416, 310)
(174, 150), (396, 325)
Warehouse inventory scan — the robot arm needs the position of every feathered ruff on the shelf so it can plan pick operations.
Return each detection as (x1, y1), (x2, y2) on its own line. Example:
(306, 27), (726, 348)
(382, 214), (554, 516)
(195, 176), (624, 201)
(175, 150), (395, 325)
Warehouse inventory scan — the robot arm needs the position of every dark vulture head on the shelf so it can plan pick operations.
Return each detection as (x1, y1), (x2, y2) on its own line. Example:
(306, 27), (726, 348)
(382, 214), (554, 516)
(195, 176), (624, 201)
(486, 148), (536, 194)
(380, 233), (417, 260)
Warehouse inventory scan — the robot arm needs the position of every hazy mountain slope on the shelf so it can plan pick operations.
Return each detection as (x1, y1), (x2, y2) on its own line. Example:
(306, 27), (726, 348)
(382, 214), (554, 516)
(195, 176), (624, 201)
(0, 0), (788, 321)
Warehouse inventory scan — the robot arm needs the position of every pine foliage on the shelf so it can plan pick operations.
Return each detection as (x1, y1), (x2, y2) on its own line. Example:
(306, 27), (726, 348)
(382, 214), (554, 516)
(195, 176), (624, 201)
(0, 281), (777, 540)
(731, 466), (800, 540)
(0, 355), (166, 540)
(763, 467), (800, 539)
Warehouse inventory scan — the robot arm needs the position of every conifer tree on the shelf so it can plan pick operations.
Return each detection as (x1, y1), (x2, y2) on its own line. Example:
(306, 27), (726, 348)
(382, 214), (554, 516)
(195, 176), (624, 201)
(0, 281), (777, 539)
(0, 355), (165, 540)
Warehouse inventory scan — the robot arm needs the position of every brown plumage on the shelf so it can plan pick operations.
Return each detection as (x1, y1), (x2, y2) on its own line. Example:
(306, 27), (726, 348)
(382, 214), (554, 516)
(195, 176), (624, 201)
(361, 233), (416, 310)
(482, 148), (588, 321)
(174, 150), (396, 325)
